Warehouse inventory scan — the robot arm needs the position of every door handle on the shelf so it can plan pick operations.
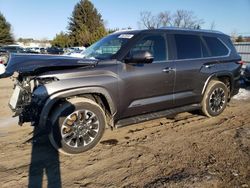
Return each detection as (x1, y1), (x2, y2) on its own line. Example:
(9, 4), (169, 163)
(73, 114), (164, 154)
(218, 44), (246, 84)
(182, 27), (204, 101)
(205, 64), (215, 68)
(162, 67), (176, 73)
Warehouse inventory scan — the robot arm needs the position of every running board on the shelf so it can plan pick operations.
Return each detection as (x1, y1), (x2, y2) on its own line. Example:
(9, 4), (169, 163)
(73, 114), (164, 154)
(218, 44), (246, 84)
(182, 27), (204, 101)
(115, 104), (201, 128)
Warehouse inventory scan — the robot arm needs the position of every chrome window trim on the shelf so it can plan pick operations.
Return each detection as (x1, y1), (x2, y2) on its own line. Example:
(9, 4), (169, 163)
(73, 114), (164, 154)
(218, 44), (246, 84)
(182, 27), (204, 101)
(160, 27), (224, 35)
(217, 37), (231, 57)
(168, 36), (231, 62)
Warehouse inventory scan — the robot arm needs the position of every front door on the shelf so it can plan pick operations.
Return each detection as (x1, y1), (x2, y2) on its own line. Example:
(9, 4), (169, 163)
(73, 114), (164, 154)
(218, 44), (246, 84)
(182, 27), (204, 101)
(118, 33), (175, 118)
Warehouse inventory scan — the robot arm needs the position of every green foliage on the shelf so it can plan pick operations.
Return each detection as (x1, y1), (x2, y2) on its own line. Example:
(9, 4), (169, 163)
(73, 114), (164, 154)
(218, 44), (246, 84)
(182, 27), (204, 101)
(51, 32), (71, 48)
(68, 0), (107, 47)
(235, 35), (244, 42)
(107, 28), (119, 34)
(0, 12), (14, 45)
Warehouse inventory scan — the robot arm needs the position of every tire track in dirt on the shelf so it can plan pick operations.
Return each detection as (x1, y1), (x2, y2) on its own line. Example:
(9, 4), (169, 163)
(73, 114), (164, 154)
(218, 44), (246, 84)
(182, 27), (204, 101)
(0, 74), (250, 188)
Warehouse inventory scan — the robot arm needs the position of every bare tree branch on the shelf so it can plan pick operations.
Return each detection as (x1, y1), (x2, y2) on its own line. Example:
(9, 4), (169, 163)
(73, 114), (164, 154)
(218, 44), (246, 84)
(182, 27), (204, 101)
(139, 11), (157, 29)
(210, 21), (216, 30)
(138, 10), (204, 30)
(157, 11), (171, 27)
(172, 10), (204, 29)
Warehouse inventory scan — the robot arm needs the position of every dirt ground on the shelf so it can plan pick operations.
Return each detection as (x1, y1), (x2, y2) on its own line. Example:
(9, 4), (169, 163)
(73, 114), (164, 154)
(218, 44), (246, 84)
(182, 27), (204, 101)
(0, 77), (249, 188)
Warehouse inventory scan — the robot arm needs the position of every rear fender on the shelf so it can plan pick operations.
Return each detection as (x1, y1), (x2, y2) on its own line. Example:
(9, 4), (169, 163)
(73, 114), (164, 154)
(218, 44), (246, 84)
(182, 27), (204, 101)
(202, 72), (234, 95)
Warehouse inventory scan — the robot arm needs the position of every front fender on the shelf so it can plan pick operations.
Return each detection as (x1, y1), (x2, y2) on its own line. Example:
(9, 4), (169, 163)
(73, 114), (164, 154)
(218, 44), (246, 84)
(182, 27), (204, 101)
(38, 87), (117, 128)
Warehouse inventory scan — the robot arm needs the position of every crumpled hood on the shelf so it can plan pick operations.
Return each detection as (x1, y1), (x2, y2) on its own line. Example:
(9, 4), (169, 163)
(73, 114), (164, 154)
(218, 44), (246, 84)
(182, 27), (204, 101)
(0, 53), (97, 78)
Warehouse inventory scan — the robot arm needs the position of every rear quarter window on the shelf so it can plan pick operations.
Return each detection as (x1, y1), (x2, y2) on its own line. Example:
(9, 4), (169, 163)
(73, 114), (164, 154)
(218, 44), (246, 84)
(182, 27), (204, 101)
(203, 36), (229, 57)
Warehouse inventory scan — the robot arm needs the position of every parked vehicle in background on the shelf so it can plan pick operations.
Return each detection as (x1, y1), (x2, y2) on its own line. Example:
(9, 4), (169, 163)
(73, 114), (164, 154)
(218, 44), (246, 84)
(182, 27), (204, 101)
(64, 49), (85, 58)
(0, 45), (25, 53)
(69, 46), (86, 52)
(64, 46), (86, 54)
(0, 53), (8, 65)
(32, 47), (41, 53)
(46, 47), (64, 55)
(25, 47), (46, 54)
(0, 28), (242, 155)
(24, 48), (39, 54)
(243, 64), (250, 83)
(0, 46), (25, 65)
(40, 48), (46, 54)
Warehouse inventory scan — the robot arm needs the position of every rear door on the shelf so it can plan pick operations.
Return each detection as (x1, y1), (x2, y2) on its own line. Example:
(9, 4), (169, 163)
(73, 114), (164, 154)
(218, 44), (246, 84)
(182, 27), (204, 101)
(170, 33), (208, 106)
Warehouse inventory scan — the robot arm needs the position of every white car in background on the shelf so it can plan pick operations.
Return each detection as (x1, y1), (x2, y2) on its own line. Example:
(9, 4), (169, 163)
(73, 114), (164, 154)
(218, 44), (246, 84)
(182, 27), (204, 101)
(64, 46), (86, 58)
(32, 47), (41, 53)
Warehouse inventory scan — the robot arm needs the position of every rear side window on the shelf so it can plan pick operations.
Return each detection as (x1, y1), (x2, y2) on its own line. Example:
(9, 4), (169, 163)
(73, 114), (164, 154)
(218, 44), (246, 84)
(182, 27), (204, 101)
(203, 36), (229, 56)
(175, 34), (202, 59)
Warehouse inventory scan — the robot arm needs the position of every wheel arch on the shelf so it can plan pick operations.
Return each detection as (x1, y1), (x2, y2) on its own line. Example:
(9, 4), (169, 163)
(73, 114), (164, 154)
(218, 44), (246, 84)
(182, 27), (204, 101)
(202, 72), (234, 96)
(38, 87), (117, 129)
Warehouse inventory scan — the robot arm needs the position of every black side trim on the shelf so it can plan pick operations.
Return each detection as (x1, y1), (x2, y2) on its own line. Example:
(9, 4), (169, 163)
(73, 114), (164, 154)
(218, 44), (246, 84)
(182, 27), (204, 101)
(115, 104), (201, 128)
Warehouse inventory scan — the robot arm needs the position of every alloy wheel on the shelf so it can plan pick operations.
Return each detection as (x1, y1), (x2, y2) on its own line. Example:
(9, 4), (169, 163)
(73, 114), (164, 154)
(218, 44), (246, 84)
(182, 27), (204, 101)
(209, 87), (226, 113)
(61, 110), (100, 148)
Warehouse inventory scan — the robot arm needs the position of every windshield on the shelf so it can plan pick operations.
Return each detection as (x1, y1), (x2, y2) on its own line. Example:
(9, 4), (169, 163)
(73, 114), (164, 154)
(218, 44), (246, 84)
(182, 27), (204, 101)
(82, 33), (134, 60)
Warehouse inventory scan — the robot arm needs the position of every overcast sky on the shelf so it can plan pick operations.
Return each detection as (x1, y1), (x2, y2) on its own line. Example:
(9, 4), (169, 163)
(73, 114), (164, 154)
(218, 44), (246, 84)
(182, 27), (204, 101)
(0, 0), (249, 40)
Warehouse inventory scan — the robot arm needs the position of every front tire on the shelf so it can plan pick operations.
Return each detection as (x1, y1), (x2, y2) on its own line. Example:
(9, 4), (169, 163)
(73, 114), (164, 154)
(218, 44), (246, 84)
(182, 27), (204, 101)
(201, 80), (228, 117)
(49, 98), (106, 155)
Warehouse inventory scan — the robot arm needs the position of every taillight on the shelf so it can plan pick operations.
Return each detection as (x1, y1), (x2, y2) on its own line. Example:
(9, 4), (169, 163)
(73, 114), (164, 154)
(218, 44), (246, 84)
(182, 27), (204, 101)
(237, 61), (245, 65)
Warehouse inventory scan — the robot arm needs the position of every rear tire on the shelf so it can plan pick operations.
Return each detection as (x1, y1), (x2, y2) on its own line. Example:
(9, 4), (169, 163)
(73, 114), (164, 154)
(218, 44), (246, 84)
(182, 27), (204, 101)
(48, 98), (106, 155)
(201, 80), (228, 117)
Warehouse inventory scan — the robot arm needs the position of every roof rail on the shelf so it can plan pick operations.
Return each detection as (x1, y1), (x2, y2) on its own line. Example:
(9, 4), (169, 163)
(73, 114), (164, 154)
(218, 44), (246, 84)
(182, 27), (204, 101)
(159, 27), (224, 34)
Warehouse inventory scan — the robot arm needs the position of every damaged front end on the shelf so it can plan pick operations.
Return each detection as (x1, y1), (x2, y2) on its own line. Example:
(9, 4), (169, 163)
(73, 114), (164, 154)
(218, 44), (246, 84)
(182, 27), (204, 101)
(9, 74), (58, 125)
(1, 53), (97, 126)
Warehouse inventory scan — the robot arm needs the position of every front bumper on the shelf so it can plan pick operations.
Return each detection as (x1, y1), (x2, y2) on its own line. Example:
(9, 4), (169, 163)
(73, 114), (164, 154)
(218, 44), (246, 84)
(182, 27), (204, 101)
(9, 84), (48, 125)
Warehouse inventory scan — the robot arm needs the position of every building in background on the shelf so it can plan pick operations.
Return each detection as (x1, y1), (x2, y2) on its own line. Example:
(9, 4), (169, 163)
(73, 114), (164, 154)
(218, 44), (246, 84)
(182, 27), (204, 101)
(16, 38), (51, 49)
(17, 41), (51, 49)
(234, 42), (250, 63)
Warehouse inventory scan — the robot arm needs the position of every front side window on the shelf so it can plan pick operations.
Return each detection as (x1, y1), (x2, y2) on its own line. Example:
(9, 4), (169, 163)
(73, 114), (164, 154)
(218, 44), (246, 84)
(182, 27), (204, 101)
(129, 35), (167, 62)
(203, 36), (229, 57)
(175, 34), (202, 59)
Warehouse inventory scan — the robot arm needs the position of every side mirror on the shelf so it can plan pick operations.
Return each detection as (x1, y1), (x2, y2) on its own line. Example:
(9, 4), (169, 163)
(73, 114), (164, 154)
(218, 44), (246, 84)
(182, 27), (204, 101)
(126, 50), (154, 64)
(0, 64), (6, 75)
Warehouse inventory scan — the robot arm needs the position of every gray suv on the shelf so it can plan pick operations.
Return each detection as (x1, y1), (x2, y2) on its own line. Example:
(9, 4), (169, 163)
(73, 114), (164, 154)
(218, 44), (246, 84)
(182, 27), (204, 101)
(0, 28), (242, 154)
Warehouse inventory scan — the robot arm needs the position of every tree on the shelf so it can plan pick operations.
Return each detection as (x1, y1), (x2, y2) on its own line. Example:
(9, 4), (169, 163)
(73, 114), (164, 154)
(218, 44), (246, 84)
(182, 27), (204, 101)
(139, 11), (158, 29)
(138, 11), (171, 29)
(107, 28), (119, 34)
(138, 10), (203, 29)
(172, 10), (203, 29)
(68, 0), (107, 46)
(235, 35), (244, 42)
(157, 11), (171, 27)
(0, 12), (14, 45)
(210, 21), (216, 30)
(230, 30), (238, 42)
(51, 32), (71, 48)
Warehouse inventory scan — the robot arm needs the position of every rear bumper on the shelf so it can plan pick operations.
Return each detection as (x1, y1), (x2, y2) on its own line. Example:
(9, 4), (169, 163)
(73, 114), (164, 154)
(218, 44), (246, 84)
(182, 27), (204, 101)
(231, 77), (240, 97)
(243, 72), (250, 82)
